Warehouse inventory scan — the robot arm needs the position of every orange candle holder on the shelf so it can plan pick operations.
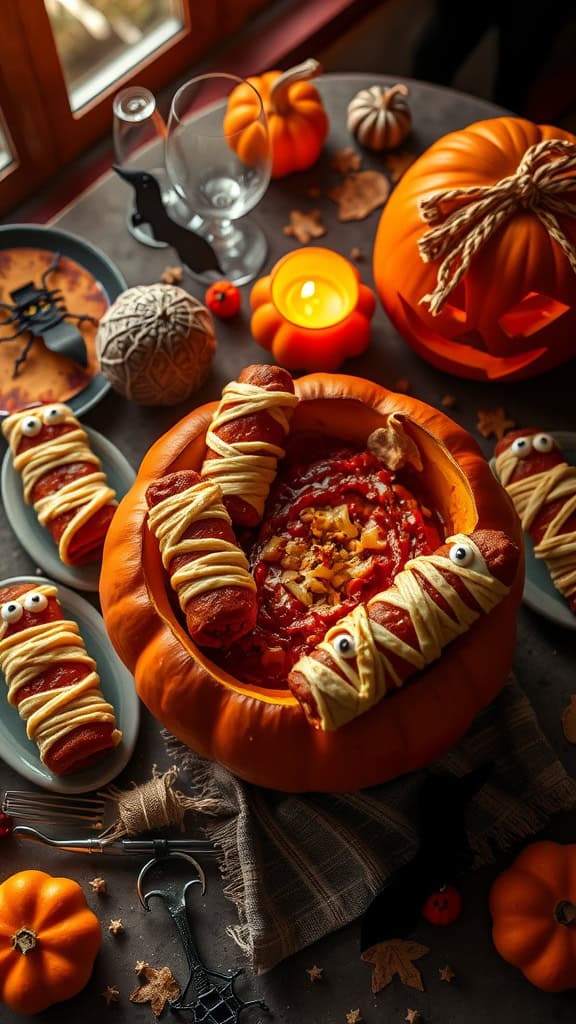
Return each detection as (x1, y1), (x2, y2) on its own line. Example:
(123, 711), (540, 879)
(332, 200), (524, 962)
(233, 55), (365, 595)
(250, 247), (376, 371)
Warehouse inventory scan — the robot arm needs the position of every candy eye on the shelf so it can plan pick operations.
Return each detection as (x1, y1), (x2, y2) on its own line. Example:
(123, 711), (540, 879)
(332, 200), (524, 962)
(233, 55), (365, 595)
(532, 433), (555, 454)
(449, 543), (474, 568)
(21, 415), (42, 437)
(511, 436), (532, 457)
(331, 634), (357, 659)
(1, 602), (23, 624)
(23, 591), (48, 613)
(43, 405), (66, 425)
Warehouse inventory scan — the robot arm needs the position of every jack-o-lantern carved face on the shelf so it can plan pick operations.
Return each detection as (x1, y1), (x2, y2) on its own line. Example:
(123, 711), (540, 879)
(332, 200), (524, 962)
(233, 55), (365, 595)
(374, 117), (576, 381)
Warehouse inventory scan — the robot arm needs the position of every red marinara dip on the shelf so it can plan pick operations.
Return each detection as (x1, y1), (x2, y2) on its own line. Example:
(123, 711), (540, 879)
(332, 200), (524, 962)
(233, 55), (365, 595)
(213, 443), (443, 688)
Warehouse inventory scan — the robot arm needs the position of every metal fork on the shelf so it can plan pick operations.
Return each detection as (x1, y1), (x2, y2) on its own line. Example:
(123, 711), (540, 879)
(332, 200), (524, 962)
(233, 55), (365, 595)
(3, 790), (106, 831)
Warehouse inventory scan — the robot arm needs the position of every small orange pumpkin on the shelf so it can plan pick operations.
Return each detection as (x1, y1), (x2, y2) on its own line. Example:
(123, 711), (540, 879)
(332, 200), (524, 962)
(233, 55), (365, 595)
(0, 869), (102, 1014)
(100, 373), (523, 792)
(225, 59), (329, 179)
(374, 117), (576, 381)
(490, 841), (576, 992)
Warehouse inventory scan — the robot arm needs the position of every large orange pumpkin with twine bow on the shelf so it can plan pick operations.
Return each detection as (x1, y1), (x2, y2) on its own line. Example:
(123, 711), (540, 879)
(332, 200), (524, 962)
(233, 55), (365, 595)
(373, 117), (576, 381)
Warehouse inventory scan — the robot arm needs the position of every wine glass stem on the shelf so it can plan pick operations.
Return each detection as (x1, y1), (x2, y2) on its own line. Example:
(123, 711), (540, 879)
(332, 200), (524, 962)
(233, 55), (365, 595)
(210, 218), (234, 240)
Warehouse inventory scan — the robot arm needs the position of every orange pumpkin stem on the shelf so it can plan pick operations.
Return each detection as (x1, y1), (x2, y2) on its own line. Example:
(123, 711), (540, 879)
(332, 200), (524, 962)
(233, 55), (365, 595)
(12, 928), (38, 954)
(555, 900), (576, 926)
(269, 59), (323, 115)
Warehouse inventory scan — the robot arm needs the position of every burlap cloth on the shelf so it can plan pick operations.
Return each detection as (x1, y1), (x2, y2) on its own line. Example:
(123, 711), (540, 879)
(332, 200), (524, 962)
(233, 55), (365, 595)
(165, 676), (576, 974)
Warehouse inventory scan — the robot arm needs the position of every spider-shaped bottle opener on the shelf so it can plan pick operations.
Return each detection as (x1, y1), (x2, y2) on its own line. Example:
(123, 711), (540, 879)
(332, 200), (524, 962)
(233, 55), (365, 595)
(137, 851), (269, 1023)
(0, 253), (97, 376)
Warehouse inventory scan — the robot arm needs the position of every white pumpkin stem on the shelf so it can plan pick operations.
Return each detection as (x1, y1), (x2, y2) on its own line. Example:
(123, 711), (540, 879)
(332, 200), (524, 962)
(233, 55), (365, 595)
(12, 928), (38, 954)
(382, 83), (409, 107)
(270, 59), (323, 115)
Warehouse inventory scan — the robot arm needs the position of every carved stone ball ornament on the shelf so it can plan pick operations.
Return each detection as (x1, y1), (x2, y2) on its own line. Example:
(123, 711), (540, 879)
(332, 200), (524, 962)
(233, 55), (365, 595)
(347, 83), (412, 152)
(96, 284), (216, 406)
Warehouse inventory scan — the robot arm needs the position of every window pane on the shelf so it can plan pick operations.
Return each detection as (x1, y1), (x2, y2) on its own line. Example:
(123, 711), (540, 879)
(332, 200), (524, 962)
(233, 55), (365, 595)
(44, 0), (185, 111)
(0, 117), (14, 173)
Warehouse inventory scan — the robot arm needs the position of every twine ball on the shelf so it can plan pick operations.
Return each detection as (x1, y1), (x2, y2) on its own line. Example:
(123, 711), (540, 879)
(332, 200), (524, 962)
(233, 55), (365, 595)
(96, 284), (216, 405)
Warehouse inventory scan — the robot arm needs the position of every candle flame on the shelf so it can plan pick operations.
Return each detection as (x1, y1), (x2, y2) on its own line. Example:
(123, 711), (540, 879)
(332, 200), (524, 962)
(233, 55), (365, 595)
(300, 280), (316, 300)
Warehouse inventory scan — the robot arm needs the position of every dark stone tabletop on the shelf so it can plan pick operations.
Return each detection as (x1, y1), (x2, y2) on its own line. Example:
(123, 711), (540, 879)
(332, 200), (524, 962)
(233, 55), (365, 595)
(0, 74), (575, 1023)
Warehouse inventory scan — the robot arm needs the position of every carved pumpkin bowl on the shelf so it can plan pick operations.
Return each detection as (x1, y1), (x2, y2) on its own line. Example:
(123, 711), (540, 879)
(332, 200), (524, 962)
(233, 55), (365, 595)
(100, 374), (524, 792)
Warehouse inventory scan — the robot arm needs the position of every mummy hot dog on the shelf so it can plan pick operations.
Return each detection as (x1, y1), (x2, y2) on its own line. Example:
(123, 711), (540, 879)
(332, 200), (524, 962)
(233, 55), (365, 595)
(146, 470), (257, 647)
(200, 364), (298, 527)
(0, 582), (121, 774)
(2, 403), (117, 566)
(494, 429), (576, 616)
(288, 530), (519, 731)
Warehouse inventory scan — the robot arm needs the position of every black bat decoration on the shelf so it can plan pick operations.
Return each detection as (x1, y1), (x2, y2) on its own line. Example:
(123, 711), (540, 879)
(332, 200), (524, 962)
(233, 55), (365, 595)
(113, 167), (222, 275)
(360, 762), (492, 952)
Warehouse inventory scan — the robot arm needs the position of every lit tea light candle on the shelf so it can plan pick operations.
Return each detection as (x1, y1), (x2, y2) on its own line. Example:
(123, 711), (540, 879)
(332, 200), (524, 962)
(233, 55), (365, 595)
(250, 248), (375, 371)
(272, 249), (359, 329)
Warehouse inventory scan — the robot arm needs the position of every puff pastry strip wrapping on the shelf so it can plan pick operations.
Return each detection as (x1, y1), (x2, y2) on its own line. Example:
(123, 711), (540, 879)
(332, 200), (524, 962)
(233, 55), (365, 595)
(495, 429), (576, 614)
(2, 403), (117, 566)
(200, 364), (298, 527)
(146, 470), (258, 647)
(288, 529), (519, 731)
(0, 582), (121, 775)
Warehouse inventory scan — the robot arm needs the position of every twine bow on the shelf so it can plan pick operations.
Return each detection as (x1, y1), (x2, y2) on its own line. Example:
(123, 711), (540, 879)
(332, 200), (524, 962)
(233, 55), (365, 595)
(418, 138), (576, 315)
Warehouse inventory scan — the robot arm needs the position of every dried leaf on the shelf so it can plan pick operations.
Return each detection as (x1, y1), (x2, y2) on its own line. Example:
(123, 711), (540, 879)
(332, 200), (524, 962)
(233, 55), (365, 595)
(328, 171), (390, 221)
(562, 696), (576, 742)
(331, 147), (362, 174)
(102, 985), (120, 1007)
(89, 876), (107, 894)
(306, 964), (324, 982)
(130, 965), (181, 1018)
(368, 415), (423, 472)
(361, 939), (429, 993)
(476, 407), (516, 440)
(384, 150), (417, 183)
(283, 209), (327, 244)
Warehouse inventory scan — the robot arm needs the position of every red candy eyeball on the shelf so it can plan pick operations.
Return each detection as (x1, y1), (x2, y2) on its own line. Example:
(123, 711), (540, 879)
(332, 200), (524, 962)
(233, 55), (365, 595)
(205, 280), (242, 319)
(421, 883), (462, 926)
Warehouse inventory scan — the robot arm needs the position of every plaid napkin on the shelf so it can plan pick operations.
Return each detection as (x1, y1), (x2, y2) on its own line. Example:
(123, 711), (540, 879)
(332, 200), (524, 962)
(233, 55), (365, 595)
(166, 676), (576, 974)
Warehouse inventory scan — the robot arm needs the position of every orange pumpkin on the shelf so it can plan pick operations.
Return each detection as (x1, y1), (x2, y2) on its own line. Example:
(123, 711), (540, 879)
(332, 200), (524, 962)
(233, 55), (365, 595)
(224, 59), (329, 178)
(373, 117), (576, 381)
(0, 869), (101, 1014)
(490, 841), (576, 992)
(100, 373), (523, 793)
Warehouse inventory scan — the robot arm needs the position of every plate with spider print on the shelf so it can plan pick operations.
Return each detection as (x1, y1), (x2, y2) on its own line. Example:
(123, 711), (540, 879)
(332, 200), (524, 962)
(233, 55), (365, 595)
(0, 224), (126, 419)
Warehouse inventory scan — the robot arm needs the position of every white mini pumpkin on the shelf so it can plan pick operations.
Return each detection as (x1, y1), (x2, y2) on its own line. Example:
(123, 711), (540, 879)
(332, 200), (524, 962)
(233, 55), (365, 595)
(347, 83), (412, 152)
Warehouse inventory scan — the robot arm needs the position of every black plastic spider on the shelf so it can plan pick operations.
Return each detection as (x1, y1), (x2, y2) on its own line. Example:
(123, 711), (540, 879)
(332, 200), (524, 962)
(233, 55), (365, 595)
(0, 252), (98, 377)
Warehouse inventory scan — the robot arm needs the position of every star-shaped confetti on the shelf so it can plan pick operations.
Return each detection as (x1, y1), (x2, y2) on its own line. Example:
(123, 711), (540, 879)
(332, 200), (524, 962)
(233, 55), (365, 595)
(89, 877), (107, 894)
(283, 209), (327, 244)
(306, 964), (324, 982)
(439, 964), (456, 983)
(346, 1010), (363, 1024)
(102, 985), (120, 1007)
(160, 265), (183, 285)
(108, 918), (125, 936)
(130, 965), (181, 1018)
(405, 1010), (421, 1024)
(135, 960), (149, 975)
(476, 407), (516, 440)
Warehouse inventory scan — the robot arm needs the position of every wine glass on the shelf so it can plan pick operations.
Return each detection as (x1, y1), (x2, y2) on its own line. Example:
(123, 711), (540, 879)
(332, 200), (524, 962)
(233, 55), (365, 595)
(113, 85), (192, 247)
(165, 73), (272, 285)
